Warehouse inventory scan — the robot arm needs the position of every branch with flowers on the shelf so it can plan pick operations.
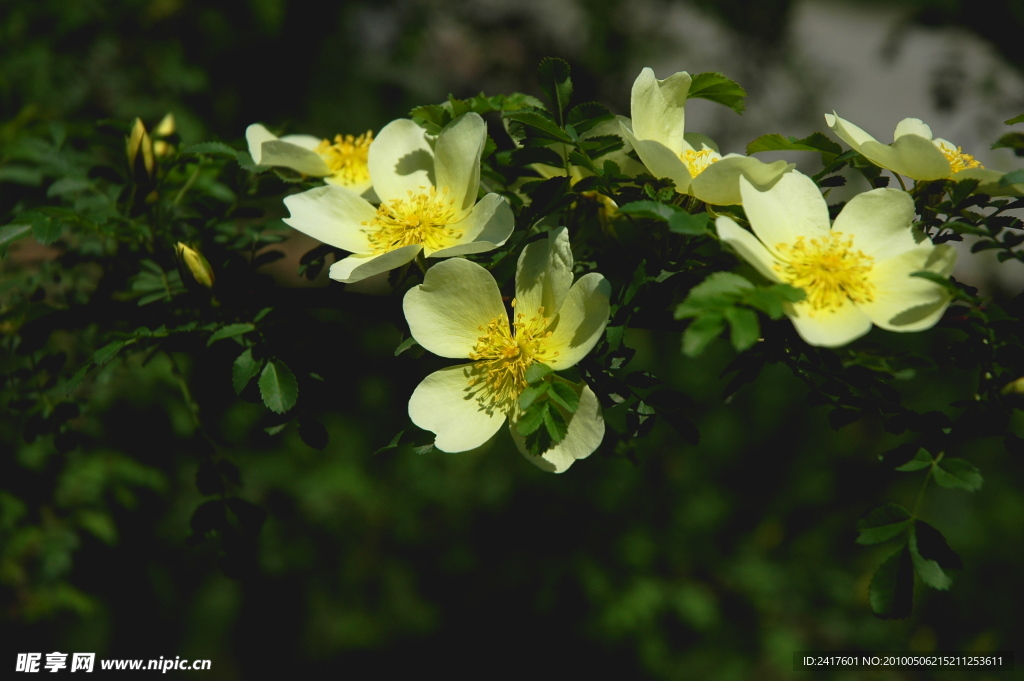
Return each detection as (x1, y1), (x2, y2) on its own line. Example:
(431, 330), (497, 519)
(3, 56), (1023, 621)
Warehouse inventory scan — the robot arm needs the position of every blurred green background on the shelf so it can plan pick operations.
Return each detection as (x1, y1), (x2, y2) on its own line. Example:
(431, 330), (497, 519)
(2, 0), (1023, 679)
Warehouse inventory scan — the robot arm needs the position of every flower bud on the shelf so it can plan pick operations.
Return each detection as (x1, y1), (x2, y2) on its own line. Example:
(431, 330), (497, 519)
(1000, 376), (1024, 396)
(175, 242), (215, 289)
(126, 118), (155, 182)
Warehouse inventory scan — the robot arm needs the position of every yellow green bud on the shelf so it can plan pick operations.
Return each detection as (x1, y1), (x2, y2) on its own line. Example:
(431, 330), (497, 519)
(126, 118), (155, 181)
(175, 242), (215, 289)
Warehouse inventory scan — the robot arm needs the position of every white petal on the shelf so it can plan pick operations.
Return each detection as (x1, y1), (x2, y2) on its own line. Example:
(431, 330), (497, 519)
(283, 185), (375, 253)
(739, 172), (830, 249)
(826, 112), (949, 180)
(620, 122), (692, 191)
(859, 245), (956, 332)
(277, 134), (323, 151)
(825, 112), (879, 150)
(789, 301), (873, 347)
(403, 258), (506, 358)
(630, 67), (691, 152)
(328, 244), (421, 284)
(510, 380), (604, 473)
(434, 113), (485, 214)
(544, 273), (611, 369)
(514, 226), (574, 320)
(245, 124), (276, 164)
(689, 155), (792, 206)
(715, 216), (782, 282)
(427, 193), (514, 258)
(409, 364), (507, 452)
(832, 188), (922, 258)
(258, 140), (332, 176)
(369, 118), (434, 201)
(893, 118), (934, 141)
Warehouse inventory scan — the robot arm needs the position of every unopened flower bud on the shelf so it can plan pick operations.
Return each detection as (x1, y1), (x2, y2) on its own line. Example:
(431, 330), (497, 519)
(126, 118), (155, 182)
(1001, 376), (1024, 396)
(175, 242), (215, 289)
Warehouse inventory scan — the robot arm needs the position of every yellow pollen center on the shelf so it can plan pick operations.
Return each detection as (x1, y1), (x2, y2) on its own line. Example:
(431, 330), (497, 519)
(773, 231), (875, 315)
(466, 299), (559, 415)
(315, 131), (373, 185)
(362, 186), (460, 254)
(937, 142), (983, 173)
(680, 148), (720, 177)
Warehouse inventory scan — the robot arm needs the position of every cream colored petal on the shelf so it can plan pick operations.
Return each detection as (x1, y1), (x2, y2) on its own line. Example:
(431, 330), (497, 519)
(957, 167), (1024, 197)
(739, 172), (830, 249)
(715, 216), (782, 282)
(328, 244), (421, 284)
(277, 133), (323, 151)
(862, 135), (951, 180)
(832, 187), (922, 258)
(427, 193), (514, 258)
(825, 112), (879, 150)
(859, 245), (956, 332)
(544, 273), (610, 369)
(245, 124), (276, 164)
(630, 67), (691, 152)
(893, 118), (934, 140)
(409, 364), (507, 452)
(515, 226), (574, 320)
(510, 380), (604, 473)
(788, 300), (873, 348)
(283, 185), (375, 252)
(620, 121), (692, 191)
(403, 258), (507, 358)
(689, 155), (792, 206)
(258, 140), (332, 176)
(324, 175), (374, 197)
(434, 112), (485, 214)
(369, 118), (435, 201)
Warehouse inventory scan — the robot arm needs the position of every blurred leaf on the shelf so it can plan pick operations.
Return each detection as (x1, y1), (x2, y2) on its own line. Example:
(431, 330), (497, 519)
(259, 359), (298, 414)
(0, 223), (33, 256)
(910, 523), (955, 591)
(856, 504), (912, 545)
(207, 323), (255, 346)
(232, 348), (263, 395)
(933, 457), (983, 491)
(724, 306), (759, 352)
(298, 419), (328, 451)
(895, 448), (933, 472)
(682, 313), (725, 357)
(869, 544), (914, 619)
(179, 141), (239, 158)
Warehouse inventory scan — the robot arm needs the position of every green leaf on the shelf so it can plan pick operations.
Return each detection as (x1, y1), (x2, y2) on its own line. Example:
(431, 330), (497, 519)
(682, 312), (726, 357)
(914, 520), (963, 571)
(503, 111), (572, 143)
(547, 381), (580, 414)
(518, 384), (548, 411)
(668, 211), (709, 235)
(179, 141), (239, 157)
(992, 132), (1024, 154)
(688, 72), (747, 114)
(869, 544), (914, 619)
(933, 457), (983, 491)
(1005, 114), (1024, 125)
(542, 403), (569, 443)
(232, 348), (264, 395)
(30, 212), (62, 245)
(537, 57), (573, 120)
(525, 363), (553, 384)
(618, 200), (678, 222)
(894, 448), (933, 472)
(685, 272), (754, 302)
(258, 359), (298, 414)
(909, 524), (953, 590)
(724, 307), (760, 352)
(93, 340), (127, 366)
(856, 504), (912, 545)
(394, 336), (420, 356)
(0, 223), (32, 256)
(746, 132), (842, 157)
(207, 323), (255, 346)
(373, 431), (405, 456)
(999, 169), (1024, 186)
(516, 402), (548, 437)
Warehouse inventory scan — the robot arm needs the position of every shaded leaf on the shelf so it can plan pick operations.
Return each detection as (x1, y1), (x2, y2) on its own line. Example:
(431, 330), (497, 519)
(259, 359), (298, 414)
(933, 457), (983, 491)
(869, 544), (914, 619)
(856, 504), (912, 545)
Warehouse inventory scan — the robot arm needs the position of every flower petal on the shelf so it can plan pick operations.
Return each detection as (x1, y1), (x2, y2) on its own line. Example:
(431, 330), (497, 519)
(630, 67), (691, 153)
(510, 380), (604, 473)
(826, 112), (949, 180)
(957, 167), (1024, 197)
(514, 226), (574, 319)
(893, 117), (934, 140)
(369, 118), (435, 201)
(788, 300), (873, 348)
(715, 216), (782, 282)
(832, 187), (922, 258)
(689, 155), (792, 206)
(283, 185), (375, 252)
(739, 171), (830, 249)
(620, 123), (692, 191)
(245, 124), (276, 164)
(427, 193), (514, 258)
(544, 273), (610, 369)
(404, 258), (507, 358)
(859, 245), (956, 332)
(434, 112), (485, 214)
(409, 364), (507, 452)
(329, 244), (422, 284)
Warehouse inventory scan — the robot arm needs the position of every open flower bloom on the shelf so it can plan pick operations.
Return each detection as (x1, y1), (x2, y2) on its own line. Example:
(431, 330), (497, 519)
(283, 113), (514, 284)
(403, 228), (610, 472)
(825, 112), (1023, 196)
(619, 68), (793, 206)
(716, 171), (957, 347)
(246, 123), (375, 194)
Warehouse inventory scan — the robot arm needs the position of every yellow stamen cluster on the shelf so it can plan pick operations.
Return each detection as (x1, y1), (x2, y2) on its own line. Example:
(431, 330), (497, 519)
(467, 300), (557, 415)
(937, 142), (983, 174)
(774, 231), (876, 315)
(316, 131), (374, 186)
(363, 186), (460, 254)
(680, 148), (720, 177)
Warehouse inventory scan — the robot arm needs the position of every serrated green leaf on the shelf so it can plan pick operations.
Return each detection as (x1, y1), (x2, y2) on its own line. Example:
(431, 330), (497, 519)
(909, 525), (952, 590)
(259, 359), (298, 414)
(207, 323), (255, 346)
(856, 503), (912, 545)
(688, 272), (754, 299)
(746, 132), (842, 157)
(618, 200), (678, 222)
(933, 457), (983, 491)
(516, 401), (548, 437)
(914, 520), (963, 570)
(547, 381), (580, 414)
(93, 340), (126, 366)
(869, 544), (914, 619)
(537, 57), (573, 120)
(542, 403), (569, 443)
(682, 312), (726, 357)
(232, 348), (263, 395)
(724, 306), (760, 352)
(668, 210), (709, 235)
(688, 72), (747, 114)
(525, 363), (553, 384)
(992, 132), (1024, 153)
(518, 384), (549, 411)
(503, 111), (572, 143)
(894, 448), (933, 472)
